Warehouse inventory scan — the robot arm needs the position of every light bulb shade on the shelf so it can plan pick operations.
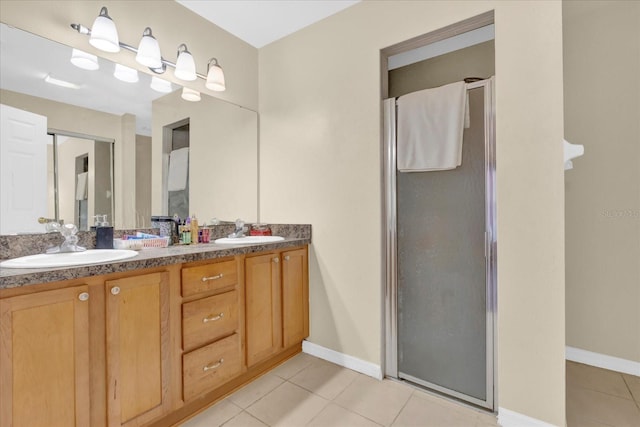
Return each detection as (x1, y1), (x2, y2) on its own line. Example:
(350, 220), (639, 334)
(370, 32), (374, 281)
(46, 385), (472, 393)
(174, 44), (197, 81)
(89, 7), (120, 53)
(205, 58), (226, 91)
(136, 27), (162, 69)
(150, 76), (172, 93)
(114, 64), (139, 83)
(181, 87), (201, 102)
(70, 48), (99, 70)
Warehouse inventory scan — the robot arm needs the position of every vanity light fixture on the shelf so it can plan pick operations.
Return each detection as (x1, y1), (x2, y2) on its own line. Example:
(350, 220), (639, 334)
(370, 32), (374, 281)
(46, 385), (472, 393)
(150, 76), (173, 93)
(174, 44), (197, 81)
(70, 6), (226, 91)
(70, 48), (99, 71)
(88, 7), (119, 53)
(205, 58), (226, 92)
(135, 27), (162, 69)
(181, 87), (201, 102)
(113, 64), (139, 83)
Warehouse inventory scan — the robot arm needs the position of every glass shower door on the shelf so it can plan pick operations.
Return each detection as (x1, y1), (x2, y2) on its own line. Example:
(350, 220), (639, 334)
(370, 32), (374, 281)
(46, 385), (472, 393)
(397, 87), (490, 405)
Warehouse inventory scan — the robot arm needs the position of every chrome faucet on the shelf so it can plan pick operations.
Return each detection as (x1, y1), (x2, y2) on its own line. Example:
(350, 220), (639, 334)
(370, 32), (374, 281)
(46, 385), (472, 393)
(46, 223), (87, 253)
(227, 219), (248, 238)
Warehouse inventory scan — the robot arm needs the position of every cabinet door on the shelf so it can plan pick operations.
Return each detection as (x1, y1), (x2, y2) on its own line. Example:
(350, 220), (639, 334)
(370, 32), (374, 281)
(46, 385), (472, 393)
(0, 286), (90, 427)
(106, 272), (170, 427)
(245, 253), (282, 367)
(282, 248), (309, 348)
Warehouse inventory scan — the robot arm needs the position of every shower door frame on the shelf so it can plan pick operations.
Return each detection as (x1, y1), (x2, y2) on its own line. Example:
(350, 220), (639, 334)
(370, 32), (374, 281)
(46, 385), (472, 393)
(382, 78), (497, 410)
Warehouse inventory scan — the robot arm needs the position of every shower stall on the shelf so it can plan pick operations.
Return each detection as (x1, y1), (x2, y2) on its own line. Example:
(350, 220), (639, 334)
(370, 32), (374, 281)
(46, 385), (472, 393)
(383, 77), (496, 410)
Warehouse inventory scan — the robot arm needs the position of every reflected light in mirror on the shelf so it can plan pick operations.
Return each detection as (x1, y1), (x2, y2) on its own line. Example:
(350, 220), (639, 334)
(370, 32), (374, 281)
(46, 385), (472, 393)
(113, 64), (139, 83)
(70, 48), (99, 71)
(88, 7), (120, 53)
(181, 87), (201, 102)
(150, 76), (173, 93)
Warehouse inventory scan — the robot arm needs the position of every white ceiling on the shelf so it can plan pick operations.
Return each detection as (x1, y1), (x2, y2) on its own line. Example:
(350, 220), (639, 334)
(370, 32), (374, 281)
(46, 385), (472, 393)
(176, 0), (361, 48)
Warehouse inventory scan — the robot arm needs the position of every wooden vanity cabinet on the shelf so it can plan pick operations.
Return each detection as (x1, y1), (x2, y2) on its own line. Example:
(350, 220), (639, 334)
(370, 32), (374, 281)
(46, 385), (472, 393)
(105, 272), (171, 427)
(0, 244), (308, 427)
(282, 247), (309, 348)
(180, 257), (244, 402)
(0, 285), (91, 427)
(245, 246), (309, 367)
(245, 252), (283, 367)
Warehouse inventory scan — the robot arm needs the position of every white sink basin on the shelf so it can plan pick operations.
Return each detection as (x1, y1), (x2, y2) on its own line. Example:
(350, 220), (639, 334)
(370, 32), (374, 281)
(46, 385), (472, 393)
(0, 249), (139, 269)
(214, 236), (285, 245)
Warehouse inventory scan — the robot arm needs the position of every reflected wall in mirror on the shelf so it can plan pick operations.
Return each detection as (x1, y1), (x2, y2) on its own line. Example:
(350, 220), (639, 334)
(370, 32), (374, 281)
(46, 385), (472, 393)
(0, 23), (258, 234)
(48, 132), (114, 231)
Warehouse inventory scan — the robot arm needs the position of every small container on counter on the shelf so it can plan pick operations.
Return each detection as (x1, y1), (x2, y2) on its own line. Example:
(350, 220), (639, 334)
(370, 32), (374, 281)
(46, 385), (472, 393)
(250, 224), (272, 236)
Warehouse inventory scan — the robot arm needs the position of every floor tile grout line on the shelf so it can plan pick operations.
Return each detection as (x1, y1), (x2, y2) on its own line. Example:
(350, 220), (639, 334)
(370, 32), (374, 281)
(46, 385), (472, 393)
(567, 379), (635, 402)
(620, 374), (640, 410)
(388, 389), (416, 427)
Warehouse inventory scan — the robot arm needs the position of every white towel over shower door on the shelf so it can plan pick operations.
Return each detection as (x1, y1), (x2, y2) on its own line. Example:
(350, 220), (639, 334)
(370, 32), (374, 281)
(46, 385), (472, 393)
(397, 86), (490, 406)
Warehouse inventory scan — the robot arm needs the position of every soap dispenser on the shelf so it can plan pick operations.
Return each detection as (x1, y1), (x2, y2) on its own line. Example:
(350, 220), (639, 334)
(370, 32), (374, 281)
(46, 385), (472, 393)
(94, 214), (114, 249)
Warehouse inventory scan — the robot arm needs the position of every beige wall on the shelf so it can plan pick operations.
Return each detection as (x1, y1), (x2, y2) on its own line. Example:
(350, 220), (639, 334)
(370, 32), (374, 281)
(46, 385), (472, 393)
(0, 89), (129, 228)
(259, 1), (564, 424)
(564, 1), (640, 363)
(389, 40), (495, 96)
(152, 91), (258, 223)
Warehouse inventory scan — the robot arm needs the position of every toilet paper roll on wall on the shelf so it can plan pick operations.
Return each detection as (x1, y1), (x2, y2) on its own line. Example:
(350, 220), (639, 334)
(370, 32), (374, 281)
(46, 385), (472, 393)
(563, 139), (584, 170)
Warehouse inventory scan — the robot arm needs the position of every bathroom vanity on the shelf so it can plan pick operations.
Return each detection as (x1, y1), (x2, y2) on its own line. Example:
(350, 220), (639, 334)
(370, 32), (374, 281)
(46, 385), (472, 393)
(0, 232), (310, 427)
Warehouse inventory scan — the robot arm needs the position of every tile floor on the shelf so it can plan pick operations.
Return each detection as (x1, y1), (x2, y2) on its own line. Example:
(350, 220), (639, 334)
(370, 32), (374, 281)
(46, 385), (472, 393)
(180, 353), (498, 427)
(180, 355), (640, 427)
(566, 361), (640, 427)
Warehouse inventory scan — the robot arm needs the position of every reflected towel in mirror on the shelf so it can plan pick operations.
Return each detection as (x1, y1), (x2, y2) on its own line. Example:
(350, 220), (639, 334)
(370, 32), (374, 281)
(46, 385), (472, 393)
(167, 147), (189, 191)
(75, 172), (88, 200)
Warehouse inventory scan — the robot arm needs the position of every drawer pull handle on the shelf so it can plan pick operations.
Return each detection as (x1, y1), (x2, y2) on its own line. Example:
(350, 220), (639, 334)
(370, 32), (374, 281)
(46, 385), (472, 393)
(201, 273), (223, 282)
(203, 313), (224, 323)
(273, 257), (279, 263)
(111, 286), (120, 296)
(284, 255), (290, 261)
(203, 359), (224, 372)
(78, 292), (89, 301)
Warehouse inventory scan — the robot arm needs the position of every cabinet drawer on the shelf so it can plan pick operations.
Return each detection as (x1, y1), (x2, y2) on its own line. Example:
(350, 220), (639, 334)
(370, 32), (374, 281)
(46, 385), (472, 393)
(182, 260), (237, 297)
(183, 333), (242, 401)
(182, 290), (238, 352)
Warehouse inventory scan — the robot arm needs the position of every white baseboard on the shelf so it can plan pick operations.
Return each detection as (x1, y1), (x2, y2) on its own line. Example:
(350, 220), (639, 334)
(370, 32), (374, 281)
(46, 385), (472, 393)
(302, 340), (383, 380)
(497, 408), (558, 427)
(566, 346), (640, 376)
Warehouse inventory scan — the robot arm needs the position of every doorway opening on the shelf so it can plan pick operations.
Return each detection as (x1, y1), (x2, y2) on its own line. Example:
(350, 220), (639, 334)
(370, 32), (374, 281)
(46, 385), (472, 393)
(381, 11), (497, 410)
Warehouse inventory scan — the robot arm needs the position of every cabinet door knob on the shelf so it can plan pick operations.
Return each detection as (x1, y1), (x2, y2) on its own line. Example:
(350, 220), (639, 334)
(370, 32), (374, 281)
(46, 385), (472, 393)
(273, 257), (279, 263)
(201, 273), (223, 282)
(110, 286), (120, 295)
(203, 313), (224, 323)
(203, 358), (224, 371)
(78, 292), (89, 301)
(284, 255), (290, 261)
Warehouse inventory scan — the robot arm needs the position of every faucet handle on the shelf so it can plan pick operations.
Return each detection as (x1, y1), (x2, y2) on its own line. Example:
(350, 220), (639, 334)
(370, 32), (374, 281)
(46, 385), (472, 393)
(235, 218), (244, 229)
(60, 223), (79, 237)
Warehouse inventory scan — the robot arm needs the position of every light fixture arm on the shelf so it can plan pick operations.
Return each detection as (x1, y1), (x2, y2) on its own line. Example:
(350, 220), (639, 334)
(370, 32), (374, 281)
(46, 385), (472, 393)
(69, 23), (208, 79)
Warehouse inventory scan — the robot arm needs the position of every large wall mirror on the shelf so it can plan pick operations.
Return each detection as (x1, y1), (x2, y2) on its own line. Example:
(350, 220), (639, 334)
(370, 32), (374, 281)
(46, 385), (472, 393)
(0, 23), (258, 234)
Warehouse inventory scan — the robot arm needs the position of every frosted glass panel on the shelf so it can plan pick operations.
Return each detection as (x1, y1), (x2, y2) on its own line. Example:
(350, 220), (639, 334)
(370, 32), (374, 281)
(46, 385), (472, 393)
(397, 88), (486, 400)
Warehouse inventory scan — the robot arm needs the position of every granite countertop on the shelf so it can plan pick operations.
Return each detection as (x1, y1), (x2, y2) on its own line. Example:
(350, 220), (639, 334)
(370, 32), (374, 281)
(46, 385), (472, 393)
(0, 237), (310, 290)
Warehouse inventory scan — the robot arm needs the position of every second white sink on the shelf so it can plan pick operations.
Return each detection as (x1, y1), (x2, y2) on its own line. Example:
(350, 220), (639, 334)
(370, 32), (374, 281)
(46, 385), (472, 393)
(214, 236), (285, 245)
(0, 249), (139, 269)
